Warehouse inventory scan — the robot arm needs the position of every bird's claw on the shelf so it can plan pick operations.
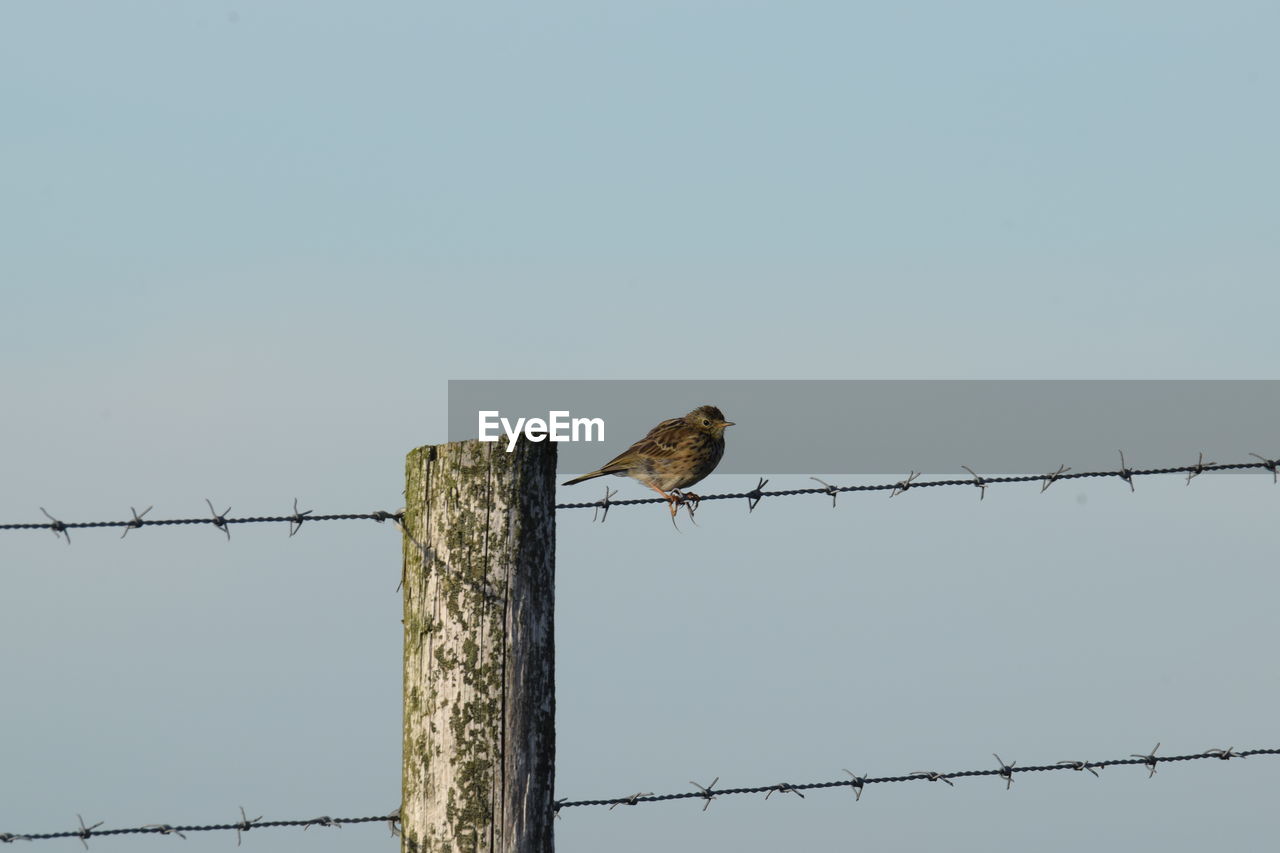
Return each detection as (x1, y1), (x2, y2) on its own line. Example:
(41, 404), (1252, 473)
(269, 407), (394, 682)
(666, 490), (701, 526)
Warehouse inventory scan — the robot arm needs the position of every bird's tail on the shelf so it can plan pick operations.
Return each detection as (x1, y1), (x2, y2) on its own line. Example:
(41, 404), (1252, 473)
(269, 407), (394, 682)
(561, 469), (608, 486)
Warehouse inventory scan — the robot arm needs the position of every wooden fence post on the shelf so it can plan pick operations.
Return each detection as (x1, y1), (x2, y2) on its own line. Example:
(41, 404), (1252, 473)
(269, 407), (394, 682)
(401, 438), (556, 852)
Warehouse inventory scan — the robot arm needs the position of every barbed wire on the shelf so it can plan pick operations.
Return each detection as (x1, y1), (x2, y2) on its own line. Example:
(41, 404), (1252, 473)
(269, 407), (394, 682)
(0, 499), (404, 542)
(2, 453), (1275, 538)
(4, 745), (1271, 843)
(0, 807), (401, 847)
(555, 744), (1277, 812)
(557, 452), (1279, 519)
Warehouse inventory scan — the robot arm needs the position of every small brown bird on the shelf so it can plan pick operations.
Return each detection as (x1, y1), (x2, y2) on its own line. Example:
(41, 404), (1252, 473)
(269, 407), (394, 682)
(562, 405), (734, 516)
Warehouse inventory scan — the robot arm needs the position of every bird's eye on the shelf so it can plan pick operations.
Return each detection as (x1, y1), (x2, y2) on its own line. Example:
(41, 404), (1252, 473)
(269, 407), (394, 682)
(702, 419), (711, 426)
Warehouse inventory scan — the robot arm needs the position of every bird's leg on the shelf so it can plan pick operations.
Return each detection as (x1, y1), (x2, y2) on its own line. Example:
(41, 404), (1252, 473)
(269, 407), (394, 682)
(648, 484), (680, 517)
(671, 490), (701, 524)
(667, 489), (701, 526)
(643, 485), (682, 530)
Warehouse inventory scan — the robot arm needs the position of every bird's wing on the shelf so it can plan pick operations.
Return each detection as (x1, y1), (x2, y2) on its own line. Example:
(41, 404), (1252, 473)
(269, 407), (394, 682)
(621, 417), (687, 459)
(586, 417), (682, 472)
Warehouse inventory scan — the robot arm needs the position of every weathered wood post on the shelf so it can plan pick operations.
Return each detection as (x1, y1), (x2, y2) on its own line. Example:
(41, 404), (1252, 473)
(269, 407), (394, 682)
(401, 439), (556, 853)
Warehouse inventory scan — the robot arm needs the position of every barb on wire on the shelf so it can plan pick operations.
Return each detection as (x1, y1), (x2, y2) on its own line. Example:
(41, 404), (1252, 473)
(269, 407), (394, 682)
(552, 746), (1280, 813)
(890, 471), (920, 498)
(993, 753), (1015, 790)
(288, 498), (312, 537)
(691, 777), (720, 811)
(1040, 464), (1071, 493)
(39, 508), (69, 544)
(592, 486), (618, 523)
(1056, 760), (1100, 778)
(843, 770), (867, 801)
(1249, 453), (1278, 483)
(910, 770), (954, 786)
(1132, 742), (1161, 777)
(206, 499), (231, 540)
(75, 815), (101, 850)
(609, 792), (653, 809)
(961, 466), (988, 500)
(120, 506), (152, 539)
(1204, 746), (1242, 760)
(745, 479), (769, 513)
(765, 783), (804, 800)
(1186, 452), (1215, 486)
(810, 477), (839, 507)
(234, 807), (261, 846)
(1116, 451), (1135, 492)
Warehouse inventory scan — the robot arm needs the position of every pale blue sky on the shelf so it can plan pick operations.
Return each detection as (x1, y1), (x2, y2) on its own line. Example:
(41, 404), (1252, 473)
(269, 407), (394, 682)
(2, 3), (1277, 851)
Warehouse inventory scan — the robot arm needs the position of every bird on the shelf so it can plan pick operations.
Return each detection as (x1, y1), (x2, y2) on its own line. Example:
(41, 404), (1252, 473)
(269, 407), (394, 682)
(562, 405), (734, 516)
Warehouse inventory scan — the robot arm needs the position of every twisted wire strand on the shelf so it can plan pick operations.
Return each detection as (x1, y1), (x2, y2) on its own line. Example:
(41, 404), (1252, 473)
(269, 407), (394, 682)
(556, 746), (1278, 810)
(0, 513), (400, 531)
(1, 811), (399, 845)
(3, 748), (1272, 841)
(1, 457), (1273, 536)
(555, 457), (1276, 510)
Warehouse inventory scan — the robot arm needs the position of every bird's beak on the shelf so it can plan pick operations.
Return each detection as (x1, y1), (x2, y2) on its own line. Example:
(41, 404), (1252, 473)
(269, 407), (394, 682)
(722, 420), (735, 427)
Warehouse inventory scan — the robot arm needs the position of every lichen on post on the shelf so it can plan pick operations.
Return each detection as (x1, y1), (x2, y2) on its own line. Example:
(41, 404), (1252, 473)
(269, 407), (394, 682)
(402, 438), (556, 853)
